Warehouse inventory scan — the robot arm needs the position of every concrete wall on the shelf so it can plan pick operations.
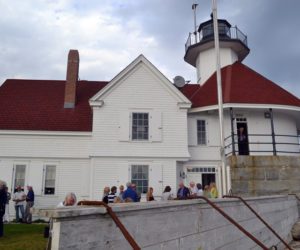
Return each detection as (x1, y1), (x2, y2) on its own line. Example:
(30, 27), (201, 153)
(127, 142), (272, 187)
(228, 156), (300, 197)
(36, 195), (299, 250)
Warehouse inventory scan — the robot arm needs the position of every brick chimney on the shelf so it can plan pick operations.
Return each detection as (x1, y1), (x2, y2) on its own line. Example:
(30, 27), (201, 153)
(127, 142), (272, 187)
(64, 50), (79, 108)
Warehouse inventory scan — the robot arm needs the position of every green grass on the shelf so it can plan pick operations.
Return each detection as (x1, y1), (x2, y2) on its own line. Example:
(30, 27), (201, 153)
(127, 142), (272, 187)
(0, 224), (48, 250)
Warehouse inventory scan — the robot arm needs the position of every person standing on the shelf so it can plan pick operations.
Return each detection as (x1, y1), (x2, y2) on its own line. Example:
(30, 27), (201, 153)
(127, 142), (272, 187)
(238, 127), (248, 155)
(3, 187), (11, 223)
(146, 187), (155, 201)
(196, 183), (203, 196)
(161, 186), (174, 201)
(24, 184), (34, 224)
(13, 185), (25, 223)
(203, 185), (212, 198)
(209, 182), (218, 198)
(108, 186), (117, 203)
(0, 180), (7, 237)
(177, 182), (190, 199)
(189, 181), (198, 197)
(102, 187), (110, 204)
(132, 184), (141, 202)
(117, 185), (124, 197)
(122, 182), (138, 202)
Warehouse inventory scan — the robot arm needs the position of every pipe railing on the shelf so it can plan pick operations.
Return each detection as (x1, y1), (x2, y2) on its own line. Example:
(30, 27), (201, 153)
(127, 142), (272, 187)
(77, 201), (141, 250)
(185, 26), (248, 52)
(223, 195), (291, 250)
(191, 196), (269, 249)
(225, 133), (300, 156)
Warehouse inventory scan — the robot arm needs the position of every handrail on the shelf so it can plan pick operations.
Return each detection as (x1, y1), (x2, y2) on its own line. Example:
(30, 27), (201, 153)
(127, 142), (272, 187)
(195, 196), (269, 249)
(223, 195), (291, 250)
(77, 201), (141, 250)
(224, 132), (300, 156)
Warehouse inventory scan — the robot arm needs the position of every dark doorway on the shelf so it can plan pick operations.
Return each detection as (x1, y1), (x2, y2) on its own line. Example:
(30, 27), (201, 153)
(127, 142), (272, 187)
(237, 122), (249, 155)
(202, 174), (215, 188)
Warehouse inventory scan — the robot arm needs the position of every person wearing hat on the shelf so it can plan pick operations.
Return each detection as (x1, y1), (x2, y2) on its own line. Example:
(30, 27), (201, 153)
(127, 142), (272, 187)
(13, 185), (26, 223)
(0, 180), (7, 237)
(24, 184), (34, 224)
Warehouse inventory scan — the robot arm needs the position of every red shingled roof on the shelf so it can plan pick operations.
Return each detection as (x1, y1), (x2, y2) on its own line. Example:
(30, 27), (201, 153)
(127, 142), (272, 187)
(0, 62), (299, 132)
(181, 62), (300, 108)
(0, 79), (108, 131)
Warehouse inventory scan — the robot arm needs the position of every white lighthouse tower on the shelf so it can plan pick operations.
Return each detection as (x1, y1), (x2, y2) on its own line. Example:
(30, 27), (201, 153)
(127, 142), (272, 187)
(184, 14), (250, 85)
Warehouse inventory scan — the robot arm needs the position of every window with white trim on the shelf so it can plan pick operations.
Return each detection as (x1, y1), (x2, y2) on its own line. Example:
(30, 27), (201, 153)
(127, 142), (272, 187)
(197, 120), (207, 145)
(132, 113), (149, 141)
(44, 165), (56, 195)
(131, 165), (149, 194)
(14, 165), (26, 192)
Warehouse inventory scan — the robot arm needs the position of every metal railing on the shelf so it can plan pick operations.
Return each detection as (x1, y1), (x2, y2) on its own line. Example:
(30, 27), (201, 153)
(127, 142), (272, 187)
(225, 133), (300, 156)
(193, 196), (269, 249)
(223, 195), (291, 250)
(185, 26), (248, 52)
(77, 201), (141, 250)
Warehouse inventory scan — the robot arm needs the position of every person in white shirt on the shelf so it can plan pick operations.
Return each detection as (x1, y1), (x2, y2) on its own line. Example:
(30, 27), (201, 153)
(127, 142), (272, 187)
(196, 183), (203, 196)
(57, 193), (77, 208)
(13, 186), (26, 222)
(189, 182), (198, 197)
(161, 186), (174, 201)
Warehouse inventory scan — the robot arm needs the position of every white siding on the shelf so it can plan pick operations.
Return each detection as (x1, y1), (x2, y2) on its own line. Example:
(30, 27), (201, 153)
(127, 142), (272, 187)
(91, 158), (177, 200)
(0, 134), (91, 158)
(91, 64), (190, 158)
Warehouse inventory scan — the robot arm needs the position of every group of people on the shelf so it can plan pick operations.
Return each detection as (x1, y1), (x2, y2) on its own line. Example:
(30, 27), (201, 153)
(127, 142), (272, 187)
(177, 181), (218, 199)
(102, 182), (151, 203)
(101, 181), (218, 204)
(0, 180), (35, 237)
(0, 181), (35, 226)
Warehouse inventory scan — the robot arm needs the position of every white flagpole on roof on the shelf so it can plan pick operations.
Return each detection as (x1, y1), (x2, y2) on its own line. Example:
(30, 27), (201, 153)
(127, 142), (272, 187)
(212, 0), (227, 197)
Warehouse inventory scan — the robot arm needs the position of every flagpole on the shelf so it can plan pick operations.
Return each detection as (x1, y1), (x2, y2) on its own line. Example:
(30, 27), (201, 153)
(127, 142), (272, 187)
(212, 0), (227, 197)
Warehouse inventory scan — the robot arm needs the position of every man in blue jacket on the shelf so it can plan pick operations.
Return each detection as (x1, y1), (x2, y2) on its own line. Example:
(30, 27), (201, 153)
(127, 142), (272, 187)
(122, 182), (138, 202)
(24, 184), (34, 224)
(177, 182), (190, 199)
(0, 180), (7, 237)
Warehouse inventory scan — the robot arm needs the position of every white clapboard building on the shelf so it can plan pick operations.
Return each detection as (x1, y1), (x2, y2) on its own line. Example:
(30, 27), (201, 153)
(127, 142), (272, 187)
(0, 16), (299, 214)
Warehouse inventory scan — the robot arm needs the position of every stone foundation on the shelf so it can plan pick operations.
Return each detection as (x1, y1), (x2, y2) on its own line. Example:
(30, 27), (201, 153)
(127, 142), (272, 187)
(228, 156), (300, 197)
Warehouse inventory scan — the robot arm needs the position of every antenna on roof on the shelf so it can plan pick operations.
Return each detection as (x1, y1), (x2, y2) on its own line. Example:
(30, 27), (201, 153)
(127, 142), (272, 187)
(192, 4), (198, 43)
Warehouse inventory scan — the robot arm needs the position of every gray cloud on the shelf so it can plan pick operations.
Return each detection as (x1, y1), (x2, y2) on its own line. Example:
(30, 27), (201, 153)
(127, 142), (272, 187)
(0, 0), (299, 98)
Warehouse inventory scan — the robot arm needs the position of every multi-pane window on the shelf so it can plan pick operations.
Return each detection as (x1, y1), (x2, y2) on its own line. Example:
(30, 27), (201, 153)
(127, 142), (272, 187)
(131, 165), (149, 194)
(197, 120), (207, 145)
(132, 113), (149, 141)
(14, 165), (26, 191)
(44, 165), (56, 195)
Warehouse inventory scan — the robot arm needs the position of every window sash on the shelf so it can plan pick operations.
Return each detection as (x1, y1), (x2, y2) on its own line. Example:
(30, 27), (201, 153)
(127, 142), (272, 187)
(44, 165), (56, 195)
(131, 165), (149, 194)
(14, 165), (26, 189)
(132, 113), (149, 141)
(197, 120), (207, 145)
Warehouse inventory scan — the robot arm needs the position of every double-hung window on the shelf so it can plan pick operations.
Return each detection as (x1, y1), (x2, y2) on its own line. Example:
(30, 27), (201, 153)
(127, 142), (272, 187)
(14, 164), (26, 192)
(44, 165), (56, 195)
(132, 113), (149, 141)
(131, 165), (149, 194)
(197, 120), (207, 145)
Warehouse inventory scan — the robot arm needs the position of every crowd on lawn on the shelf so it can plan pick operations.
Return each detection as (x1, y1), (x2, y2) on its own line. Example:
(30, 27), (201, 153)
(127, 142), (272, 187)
(0, 178), (218, 237)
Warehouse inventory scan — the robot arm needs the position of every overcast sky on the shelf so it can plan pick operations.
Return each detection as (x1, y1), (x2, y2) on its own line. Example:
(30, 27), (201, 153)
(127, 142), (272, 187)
(0, 0), (299, 98)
